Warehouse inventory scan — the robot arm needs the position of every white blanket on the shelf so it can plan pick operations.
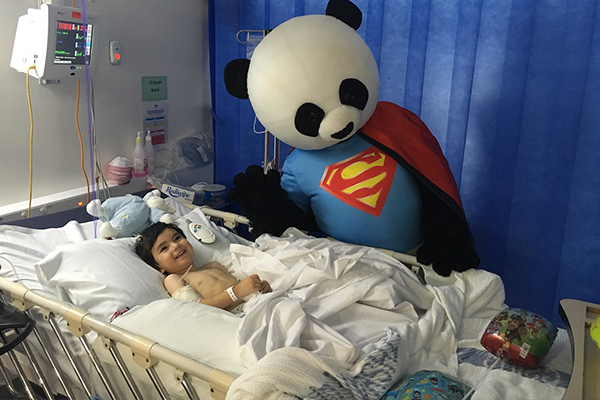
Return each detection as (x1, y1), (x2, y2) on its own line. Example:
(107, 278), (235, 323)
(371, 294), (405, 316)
(225, 229), (438, 368)
(224, 229), (508, 399)
(0, 215), (569, 400)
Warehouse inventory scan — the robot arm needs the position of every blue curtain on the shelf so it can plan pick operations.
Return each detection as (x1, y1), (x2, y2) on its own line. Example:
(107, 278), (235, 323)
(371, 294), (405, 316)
(210, 0), (600, 326)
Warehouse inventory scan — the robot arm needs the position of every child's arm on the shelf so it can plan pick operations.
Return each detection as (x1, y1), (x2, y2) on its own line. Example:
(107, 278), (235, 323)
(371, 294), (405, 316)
(163, 274), (186, 295)
(199, 274), (265, 310)
(203, 262), (273, 295)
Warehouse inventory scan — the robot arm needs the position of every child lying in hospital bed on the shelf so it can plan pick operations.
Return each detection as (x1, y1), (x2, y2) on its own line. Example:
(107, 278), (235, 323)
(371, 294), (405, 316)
(135, 222), (272, 313)
(0, 205), (572, 399)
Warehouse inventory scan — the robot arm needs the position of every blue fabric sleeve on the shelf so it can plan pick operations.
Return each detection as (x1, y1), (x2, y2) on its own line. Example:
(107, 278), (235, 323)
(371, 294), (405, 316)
(281, 155), (310, 214)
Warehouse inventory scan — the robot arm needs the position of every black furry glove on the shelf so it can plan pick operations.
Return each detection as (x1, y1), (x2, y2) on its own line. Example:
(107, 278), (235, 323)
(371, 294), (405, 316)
(228, 165), (315, 237)
(416, 183), (480, 277)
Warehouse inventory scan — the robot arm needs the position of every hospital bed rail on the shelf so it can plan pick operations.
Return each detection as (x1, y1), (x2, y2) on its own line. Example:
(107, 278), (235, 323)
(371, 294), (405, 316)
(198, 205), (423, 269)
(0, 276), (236, 400)
(0, 203), (423, 400)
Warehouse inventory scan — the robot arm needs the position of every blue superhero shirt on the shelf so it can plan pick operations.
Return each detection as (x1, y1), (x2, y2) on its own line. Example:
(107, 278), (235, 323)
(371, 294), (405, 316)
(281, 134), (422, 253)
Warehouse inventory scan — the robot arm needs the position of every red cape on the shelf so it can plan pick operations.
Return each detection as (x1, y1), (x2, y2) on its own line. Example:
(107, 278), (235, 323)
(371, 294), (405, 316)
(359, 101), (465, 219)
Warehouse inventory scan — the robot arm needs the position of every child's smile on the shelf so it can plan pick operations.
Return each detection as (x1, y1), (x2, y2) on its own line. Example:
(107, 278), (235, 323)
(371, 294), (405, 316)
(151, 228), (195, 275)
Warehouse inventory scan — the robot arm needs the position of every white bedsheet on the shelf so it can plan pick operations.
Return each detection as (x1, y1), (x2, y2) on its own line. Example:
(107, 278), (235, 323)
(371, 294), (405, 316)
(225, 232), (509, 399)
(225, 228), (439, 369)
(0, 207), (571, 400)
(224, 230), (570, 400)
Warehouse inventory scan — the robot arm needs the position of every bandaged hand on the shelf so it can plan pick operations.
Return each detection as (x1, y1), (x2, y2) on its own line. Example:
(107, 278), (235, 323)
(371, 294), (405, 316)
(235, 274), (272, 298)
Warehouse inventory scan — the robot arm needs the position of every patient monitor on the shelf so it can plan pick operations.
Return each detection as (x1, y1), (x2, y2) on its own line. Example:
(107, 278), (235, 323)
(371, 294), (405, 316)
(10, 4), (97, 83)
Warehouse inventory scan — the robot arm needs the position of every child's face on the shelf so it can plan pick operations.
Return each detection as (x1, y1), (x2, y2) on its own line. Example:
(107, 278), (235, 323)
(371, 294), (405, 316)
(151, 228), (194, 275)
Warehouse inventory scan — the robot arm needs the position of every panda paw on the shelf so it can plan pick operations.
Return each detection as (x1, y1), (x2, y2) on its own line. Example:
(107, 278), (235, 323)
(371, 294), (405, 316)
(228, 165), (305, 237)
(228, 165), (284, 212)
(416, 242), (480, 277)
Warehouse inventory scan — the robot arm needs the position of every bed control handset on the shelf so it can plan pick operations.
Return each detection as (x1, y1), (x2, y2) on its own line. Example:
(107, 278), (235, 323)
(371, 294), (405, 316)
(189, 223), (216, 244)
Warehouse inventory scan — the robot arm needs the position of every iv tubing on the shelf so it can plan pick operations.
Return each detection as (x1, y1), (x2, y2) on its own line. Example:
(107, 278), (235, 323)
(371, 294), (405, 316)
(76, 80), (91, 203)
(80, 0), (98, 236)
(26, 66), (36, 218)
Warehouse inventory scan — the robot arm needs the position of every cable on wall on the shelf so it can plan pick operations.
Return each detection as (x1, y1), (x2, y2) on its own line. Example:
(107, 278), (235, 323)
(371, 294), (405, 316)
(75, 80), (91, 204)
(89, 84), (111, 201)
(26, 65), (37, 218)
(79, 0), (102, 238)
(72, 0), (91, 205)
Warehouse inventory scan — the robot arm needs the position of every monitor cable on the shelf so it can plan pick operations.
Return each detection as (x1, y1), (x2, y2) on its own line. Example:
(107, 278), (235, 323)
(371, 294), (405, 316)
(26, 66), (36, 218)
(75, 79), (91, 204)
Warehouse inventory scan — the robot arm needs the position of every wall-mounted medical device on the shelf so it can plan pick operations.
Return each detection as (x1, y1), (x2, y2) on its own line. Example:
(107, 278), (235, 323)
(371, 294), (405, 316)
(10, 4), (97, 83)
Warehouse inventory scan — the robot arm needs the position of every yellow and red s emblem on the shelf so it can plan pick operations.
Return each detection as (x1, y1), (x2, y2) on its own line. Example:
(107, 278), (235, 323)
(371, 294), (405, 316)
(320, 147), (396, 217)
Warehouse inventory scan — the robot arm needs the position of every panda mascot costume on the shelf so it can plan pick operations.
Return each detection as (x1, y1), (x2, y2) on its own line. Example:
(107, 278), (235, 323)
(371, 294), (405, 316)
(224, 0), (479, 277)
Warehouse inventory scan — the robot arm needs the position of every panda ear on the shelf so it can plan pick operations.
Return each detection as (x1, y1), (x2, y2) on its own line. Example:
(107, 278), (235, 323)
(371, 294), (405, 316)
(224, 59), (251, 99)
(326, 0), (362, 30)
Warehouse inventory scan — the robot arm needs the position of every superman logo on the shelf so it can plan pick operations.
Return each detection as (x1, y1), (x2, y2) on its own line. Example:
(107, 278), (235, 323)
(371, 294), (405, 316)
(320, 147), (396, 216)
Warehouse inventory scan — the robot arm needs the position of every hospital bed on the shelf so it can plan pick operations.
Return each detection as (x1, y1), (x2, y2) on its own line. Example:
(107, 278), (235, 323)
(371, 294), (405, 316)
(0, 198), (576, 399)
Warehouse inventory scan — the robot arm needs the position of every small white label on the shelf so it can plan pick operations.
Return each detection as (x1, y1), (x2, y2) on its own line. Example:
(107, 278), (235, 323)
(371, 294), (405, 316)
(133, 159), (145, 175)
(161, 184), (194, 204)
(519, 342), (531, 358)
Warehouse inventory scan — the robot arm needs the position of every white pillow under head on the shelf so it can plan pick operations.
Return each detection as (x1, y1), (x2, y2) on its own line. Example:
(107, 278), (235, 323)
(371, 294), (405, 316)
(35, 238), (170, 321)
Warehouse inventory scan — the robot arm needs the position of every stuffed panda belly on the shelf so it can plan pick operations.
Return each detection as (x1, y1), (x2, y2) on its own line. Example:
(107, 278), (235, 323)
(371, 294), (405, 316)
(281, 134), (422, 253)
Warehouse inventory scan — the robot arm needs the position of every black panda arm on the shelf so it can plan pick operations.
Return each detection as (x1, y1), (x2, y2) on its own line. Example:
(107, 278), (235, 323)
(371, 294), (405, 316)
(416, 181), (480, 276)
(228, 165), (319, 238)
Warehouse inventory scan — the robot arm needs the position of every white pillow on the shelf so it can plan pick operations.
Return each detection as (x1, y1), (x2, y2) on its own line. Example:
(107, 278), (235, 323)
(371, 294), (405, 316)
(0, 221), (92, 293)
(35, 238), (170, 321)
(112, 298), (246, 376)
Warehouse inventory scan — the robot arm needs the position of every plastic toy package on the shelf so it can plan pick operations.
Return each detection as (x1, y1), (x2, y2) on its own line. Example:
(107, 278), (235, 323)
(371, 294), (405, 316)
(480, 307), (558, 368)
(382, 370), (472, 400)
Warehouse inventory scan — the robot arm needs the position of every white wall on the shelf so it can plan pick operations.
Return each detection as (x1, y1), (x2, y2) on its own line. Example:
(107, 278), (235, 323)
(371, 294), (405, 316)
(0, 0), (213, 215)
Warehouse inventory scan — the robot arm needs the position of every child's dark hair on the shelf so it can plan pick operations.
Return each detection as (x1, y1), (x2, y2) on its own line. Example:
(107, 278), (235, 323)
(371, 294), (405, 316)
(135, 222), (186, 269)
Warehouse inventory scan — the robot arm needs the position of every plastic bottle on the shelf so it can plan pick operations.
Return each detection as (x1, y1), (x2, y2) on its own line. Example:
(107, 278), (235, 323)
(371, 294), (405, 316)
(145, 131), (155, 175)
(132, 131), (146, 177)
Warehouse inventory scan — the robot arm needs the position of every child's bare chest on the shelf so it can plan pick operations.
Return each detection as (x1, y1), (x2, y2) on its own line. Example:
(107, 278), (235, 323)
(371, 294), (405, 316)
(189, 268), (237, 298)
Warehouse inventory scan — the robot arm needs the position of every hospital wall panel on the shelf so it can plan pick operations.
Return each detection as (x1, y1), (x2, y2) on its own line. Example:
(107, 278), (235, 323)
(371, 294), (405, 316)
(0, 0), (214, 217)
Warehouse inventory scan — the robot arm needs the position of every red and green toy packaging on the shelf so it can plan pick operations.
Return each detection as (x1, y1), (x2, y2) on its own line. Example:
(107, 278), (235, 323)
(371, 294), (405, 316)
(480, 307), (558, 368)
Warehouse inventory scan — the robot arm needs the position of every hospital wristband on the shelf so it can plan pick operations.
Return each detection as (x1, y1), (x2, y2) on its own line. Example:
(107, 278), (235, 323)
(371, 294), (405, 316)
(226, 286), (238, 303)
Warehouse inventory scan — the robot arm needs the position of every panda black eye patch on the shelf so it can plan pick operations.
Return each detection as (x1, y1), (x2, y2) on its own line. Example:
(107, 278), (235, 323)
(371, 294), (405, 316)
(339, 78), (368, 110)
(295, 103), (325, 137)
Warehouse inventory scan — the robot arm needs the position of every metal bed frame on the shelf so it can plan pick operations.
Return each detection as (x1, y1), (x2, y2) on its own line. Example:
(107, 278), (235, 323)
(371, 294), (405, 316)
(0, 205), (424, 400)
(2, 205), (578, 400)
(0, 278), (236, 400)
(0, 207), (250, 400)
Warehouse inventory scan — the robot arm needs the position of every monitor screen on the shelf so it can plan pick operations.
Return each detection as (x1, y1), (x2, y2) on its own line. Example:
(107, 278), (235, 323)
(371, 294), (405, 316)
(53, 19), (93, 65)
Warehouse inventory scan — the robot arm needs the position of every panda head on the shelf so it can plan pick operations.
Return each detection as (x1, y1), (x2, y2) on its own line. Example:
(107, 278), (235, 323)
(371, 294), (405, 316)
(224, 0), (379, 151)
